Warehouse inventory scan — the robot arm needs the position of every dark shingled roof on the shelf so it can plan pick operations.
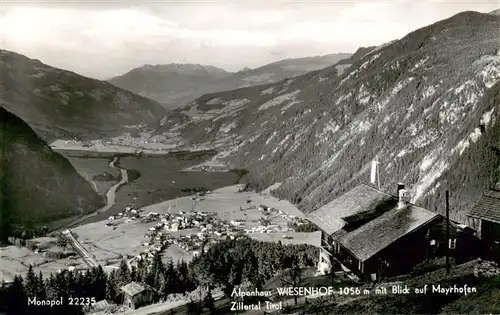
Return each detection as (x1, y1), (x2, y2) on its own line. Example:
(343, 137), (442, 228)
(467, 190), (500, 224)
(120, 282), (146, 296)
(340, 204), (440, 262)
(306, 184), (396, 235)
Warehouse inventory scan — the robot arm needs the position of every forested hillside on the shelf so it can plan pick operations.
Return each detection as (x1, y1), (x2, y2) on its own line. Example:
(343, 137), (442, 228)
(0, 107), (104, 240)
(0, 50), (167, 142)
(156, 11), (500, 224)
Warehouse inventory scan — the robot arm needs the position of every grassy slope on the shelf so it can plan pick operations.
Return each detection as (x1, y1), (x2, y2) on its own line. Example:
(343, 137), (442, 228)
(159, 263), (500, 315)
(297, 260), (500, 315)
(0, 107), (104, 238)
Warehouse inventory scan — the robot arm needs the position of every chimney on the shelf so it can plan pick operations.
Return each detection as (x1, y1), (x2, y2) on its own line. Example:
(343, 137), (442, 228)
(398, 184), (410, 209)
(397, 183), (405, 195)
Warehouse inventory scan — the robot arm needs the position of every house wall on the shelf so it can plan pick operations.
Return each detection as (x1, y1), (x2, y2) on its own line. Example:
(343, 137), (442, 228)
(124, 294), (134, 309)
(428, 221), (481, 263)
(321, 231), (334, 251)
(318, 230), (345, 275)
(123, 291), (154, 309)
(364, 227), (429, 280)
(355, 220), (442, 281)
(482, 220), (500, 262)
(318, 248), (333, 275)
(320, 226), (434, 281)
(336, 245), (360, 273)
(321, 219), (451, 281)
(467, 217), (482, 238)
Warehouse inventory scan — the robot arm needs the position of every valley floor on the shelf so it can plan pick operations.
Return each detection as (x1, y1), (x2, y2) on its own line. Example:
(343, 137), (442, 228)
(0, 245), (88, 282)
(71, 185), (320, 267)
(0, 184), (319, 284)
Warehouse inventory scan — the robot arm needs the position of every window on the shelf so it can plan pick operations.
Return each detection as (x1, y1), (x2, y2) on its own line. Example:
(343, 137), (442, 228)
(449, 238), (456, 249)
(346, 256), (353, 265)
(430, 239), (436, 246)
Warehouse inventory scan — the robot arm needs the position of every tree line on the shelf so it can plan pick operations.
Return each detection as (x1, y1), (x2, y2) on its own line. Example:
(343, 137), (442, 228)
(0, 236), (318, 315)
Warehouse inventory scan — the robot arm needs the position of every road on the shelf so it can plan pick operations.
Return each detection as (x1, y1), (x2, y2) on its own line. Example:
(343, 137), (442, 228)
(62, 229), (99, 268)
(53, 156), (129, 231)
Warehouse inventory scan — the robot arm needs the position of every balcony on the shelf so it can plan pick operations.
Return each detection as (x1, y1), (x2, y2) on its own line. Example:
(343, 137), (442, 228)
(321, 240), (334, 255)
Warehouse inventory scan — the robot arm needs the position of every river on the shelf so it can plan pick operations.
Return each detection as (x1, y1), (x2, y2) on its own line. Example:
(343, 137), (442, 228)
(50, 150), (239, 231)
(53, 156), (129, 231)
(97, 156), (129, 213)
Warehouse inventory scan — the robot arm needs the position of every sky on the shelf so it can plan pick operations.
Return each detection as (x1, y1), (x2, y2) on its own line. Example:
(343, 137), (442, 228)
(0, 0), (498, 79)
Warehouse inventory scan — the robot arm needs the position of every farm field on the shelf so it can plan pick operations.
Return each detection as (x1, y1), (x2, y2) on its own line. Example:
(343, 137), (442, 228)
(50, 138), (178, 155)
(0, 243), (87, 282)
(67, 157), (120, 195)
(103, 155), (239, 218)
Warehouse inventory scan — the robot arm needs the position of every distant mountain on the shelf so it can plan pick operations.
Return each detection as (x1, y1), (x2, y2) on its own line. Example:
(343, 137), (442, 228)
(108, 63), (233, 110)
(489, 9), (500, 15)
(0, 107), (104, 240)
(108, 53), (351, 109)
(230, 53), (353, 85)
(0, 50), (168, 142)
(156, 11), (500, 224)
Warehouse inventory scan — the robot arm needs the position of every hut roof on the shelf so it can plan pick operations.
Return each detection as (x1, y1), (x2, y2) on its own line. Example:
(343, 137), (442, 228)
(467, 190), (500, 224)
(120, 282), (146, 296)
(340, 204), (440, 262)
(306, 184), (397, 235)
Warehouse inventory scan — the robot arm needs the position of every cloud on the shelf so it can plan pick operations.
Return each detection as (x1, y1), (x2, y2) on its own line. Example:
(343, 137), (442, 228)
(0, 1), (497, 78)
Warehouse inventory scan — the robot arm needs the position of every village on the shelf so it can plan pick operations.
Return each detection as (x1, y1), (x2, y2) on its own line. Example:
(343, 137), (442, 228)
(105, 194), (310, 266)
(0, 185), (319, 286)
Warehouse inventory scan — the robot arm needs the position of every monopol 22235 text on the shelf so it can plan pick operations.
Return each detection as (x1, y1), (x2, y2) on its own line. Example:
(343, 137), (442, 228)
(27, 296), (97, 307)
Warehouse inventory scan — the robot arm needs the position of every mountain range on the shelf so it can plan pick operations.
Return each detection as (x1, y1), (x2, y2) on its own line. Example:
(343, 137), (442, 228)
(0, 106), (103, 240)
(108, 53), (352, 109)
(0, 50), (168, 142)
(1, 9), (498, 236)
(156, 10), (500, 224)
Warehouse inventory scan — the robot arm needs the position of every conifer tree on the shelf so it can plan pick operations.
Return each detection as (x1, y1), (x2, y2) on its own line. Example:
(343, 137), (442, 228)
(163, 260), (178, 295)
(130, 265), (139, 282)
(280, 255), (303, 305)
(38, 271), (47, 300)
(92, 265), (107, 300)
(25, 265), (39, 298)
(106, 271), (118, 302)
(203, 288), (216, 314)
(46, 273), (58, 299)
(118, 258), (131, 285)
(11, 275), (27, 314)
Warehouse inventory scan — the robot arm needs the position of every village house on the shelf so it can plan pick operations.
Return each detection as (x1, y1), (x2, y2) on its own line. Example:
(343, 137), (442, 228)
(120, 282), (154, 310)
(306, 183), (472, 281)
(467, 188), (500, 262)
